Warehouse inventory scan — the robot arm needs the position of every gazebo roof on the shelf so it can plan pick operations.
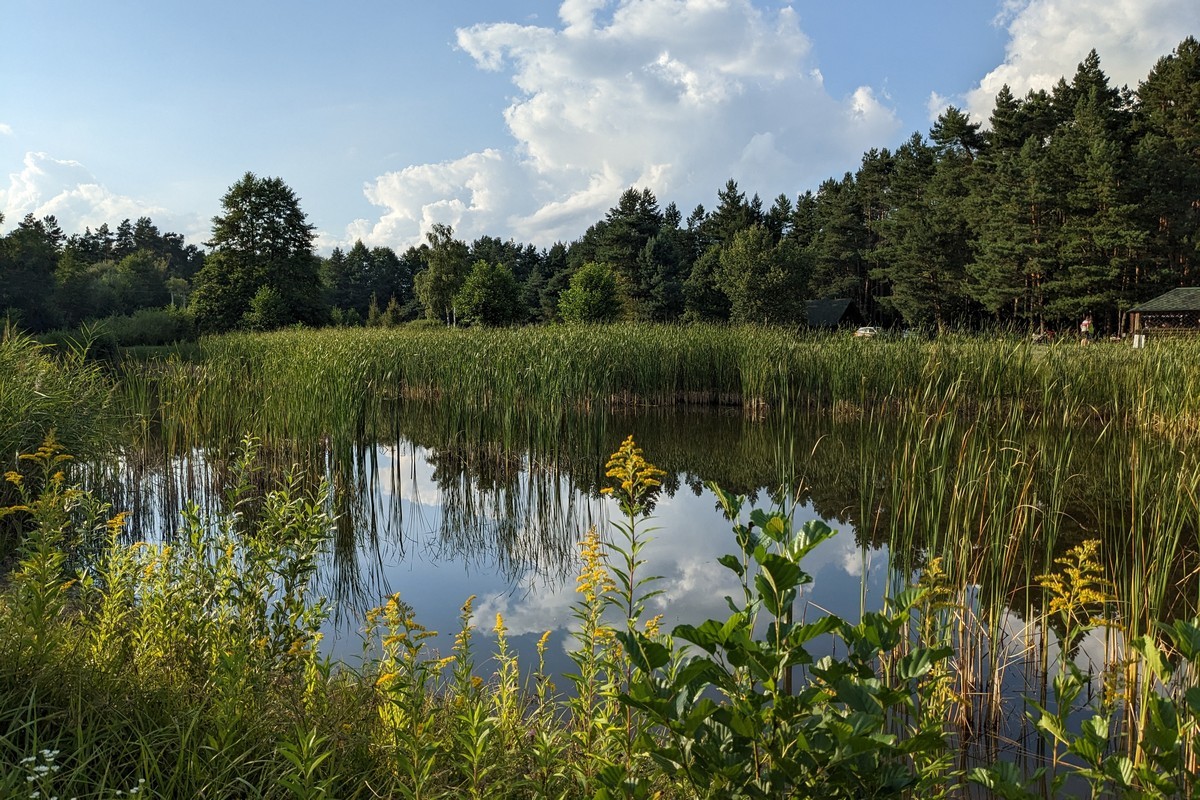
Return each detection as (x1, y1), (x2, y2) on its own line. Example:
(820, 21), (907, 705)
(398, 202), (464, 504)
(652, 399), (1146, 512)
(1130, 287), (1200, 313)
(806, 298), (858, 328)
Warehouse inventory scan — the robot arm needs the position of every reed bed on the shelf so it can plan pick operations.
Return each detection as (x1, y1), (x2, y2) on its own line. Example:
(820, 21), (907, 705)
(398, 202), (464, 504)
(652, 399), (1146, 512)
(120, 325), (1200, 458)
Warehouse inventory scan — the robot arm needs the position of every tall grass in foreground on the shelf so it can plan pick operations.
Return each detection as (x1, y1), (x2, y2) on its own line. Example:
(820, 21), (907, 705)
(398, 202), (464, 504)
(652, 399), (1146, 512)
(0, 325), (115, 470)
(3, 434), (1200, 798)
(0, 325), (116, 558)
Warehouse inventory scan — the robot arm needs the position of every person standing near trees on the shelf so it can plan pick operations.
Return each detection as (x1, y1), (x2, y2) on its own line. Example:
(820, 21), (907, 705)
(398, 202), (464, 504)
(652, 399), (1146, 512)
(1080, 314), (1094, 343)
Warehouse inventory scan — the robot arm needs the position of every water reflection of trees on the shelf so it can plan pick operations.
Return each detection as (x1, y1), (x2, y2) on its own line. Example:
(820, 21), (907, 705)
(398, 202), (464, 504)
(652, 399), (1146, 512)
(107, 396), (1198, 629)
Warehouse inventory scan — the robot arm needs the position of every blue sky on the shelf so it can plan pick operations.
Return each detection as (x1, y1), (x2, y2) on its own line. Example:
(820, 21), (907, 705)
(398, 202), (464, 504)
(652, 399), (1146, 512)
(2, 0), (1197, 253)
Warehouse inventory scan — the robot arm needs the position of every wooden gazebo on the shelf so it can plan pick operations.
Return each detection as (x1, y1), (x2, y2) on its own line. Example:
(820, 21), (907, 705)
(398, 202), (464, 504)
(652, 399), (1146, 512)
(1129, 287), (1200, 346)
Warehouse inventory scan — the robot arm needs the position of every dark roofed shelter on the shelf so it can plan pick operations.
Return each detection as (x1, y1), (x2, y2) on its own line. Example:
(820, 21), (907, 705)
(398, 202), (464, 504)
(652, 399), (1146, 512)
(806, 298), (864, 330)
(1129, 288), (1200, 345)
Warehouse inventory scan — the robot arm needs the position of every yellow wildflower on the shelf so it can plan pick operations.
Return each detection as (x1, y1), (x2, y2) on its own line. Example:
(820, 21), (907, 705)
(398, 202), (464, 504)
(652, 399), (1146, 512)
(601, 435), (666, 515)
(106, 511), (129, 534)
(1038, 540), (1113, 631)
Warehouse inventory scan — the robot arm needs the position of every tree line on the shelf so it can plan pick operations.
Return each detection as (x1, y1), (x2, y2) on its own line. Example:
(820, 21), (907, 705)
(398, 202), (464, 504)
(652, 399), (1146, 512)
(3, 38), (1197, 339)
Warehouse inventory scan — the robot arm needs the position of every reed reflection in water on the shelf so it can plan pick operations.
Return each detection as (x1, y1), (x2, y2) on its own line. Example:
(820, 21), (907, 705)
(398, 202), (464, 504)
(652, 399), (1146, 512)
(333, 438), (880, 684)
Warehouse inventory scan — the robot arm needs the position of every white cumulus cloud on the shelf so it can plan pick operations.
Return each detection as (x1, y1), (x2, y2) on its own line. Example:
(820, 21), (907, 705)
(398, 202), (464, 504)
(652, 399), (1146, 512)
(926, 91), (951, 123)
(0, 123), (13, 136)
(351, 0), (900, 250)
(966, 0), (1200, 122)
(0, 151), (168, 234)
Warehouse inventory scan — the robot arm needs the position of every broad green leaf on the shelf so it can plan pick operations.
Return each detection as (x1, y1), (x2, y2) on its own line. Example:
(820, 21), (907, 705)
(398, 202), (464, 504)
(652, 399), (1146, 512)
(759, 552), (803, 595)
(896, 645), (952, 681)
(834, 679), (883, 713)
(1132, 634), (1171, 682)
(615, 630), (670, 672)
(673, 620), (724, 653)
(1036, 715), (1068, 745)
(1169, 619), (1200, 663)
(787, 614), (841, 646)
(717, 553), (745, 577)
(1185, 686), (1200, 715)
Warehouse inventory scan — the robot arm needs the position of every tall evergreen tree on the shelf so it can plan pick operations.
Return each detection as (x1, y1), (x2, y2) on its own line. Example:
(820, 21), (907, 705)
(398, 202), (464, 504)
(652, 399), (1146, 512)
(807, 174), (871, 308)
(701, 179), (756, 249)
(590, 187), (664, 318)
(0, 214), (64, 331)
(1042, 53), (1142, 328)
(1133, 36), (1200, 291)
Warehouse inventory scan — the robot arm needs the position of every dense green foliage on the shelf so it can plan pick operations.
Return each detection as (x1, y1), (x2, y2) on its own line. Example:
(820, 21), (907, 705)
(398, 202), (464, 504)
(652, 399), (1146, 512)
(558, 262), (623, 323)
(191, 172), (325, 332)
(0, 212), (202, 332)
(3, 39), (1198, 337)
(454, 261), (524, 327)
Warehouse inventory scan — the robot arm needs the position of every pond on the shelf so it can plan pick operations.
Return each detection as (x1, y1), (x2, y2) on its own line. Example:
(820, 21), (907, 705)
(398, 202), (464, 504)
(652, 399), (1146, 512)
(103, 394), (1187, 746)
(111, 406), (889, 670)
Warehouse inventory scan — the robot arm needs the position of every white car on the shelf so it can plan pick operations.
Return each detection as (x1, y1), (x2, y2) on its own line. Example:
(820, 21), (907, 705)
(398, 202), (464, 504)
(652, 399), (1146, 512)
(854, 326), (880, 338)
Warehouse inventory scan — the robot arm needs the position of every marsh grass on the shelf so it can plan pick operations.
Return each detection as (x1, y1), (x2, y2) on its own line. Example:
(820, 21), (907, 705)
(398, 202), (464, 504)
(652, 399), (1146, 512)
(10, 322), (1200, 794)
(118, 327), (1200, 713)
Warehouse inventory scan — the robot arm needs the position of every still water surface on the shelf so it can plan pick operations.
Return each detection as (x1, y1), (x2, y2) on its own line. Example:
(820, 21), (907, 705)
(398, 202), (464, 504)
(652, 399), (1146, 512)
(115, 406), (892, 678)
(317, 439), (887, 680)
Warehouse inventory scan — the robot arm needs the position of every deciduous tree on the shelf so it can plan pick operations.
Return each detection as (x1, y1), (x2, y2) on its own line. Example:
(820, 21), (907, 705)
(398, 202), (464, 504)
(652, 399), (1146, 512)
(190, 172), (323, 332)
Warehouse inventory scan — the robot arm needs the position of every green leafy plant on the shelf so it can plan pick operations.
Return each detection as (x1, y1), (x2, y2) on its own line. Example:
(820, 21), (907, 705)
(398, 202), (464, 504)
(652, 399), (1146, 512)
(615, 483), (954, 799)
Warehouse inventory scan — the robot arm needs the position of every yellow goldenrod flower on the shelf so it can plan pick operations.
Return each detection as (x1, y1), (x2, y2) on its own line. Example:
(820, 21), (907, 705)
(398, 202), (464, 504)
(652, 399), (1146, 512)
(601, 435), (666, 516)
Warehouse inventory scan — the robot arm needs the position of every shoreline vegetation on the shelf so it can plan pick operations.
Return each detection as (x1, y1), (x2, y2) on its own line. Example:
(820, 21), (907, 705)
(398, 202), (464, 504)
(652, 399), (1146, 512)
(2, 325), (1199, 797)
(125, 324), (1200, 440)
